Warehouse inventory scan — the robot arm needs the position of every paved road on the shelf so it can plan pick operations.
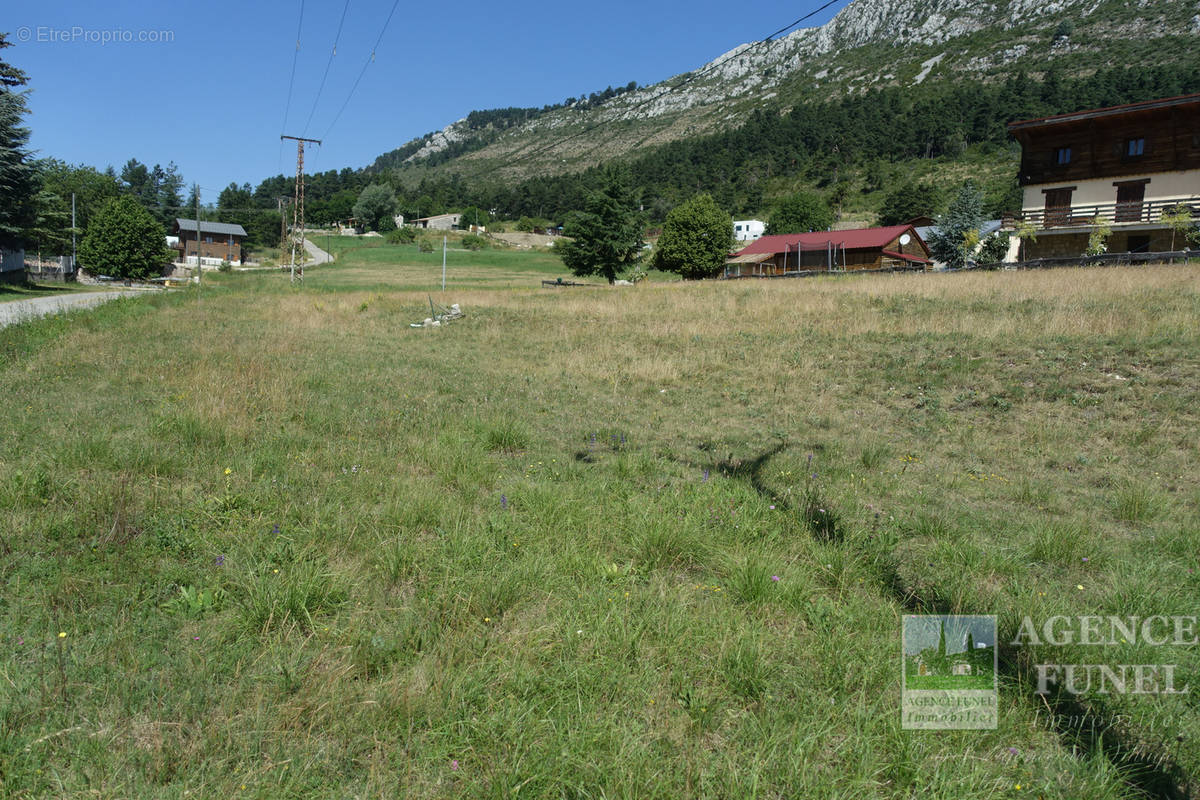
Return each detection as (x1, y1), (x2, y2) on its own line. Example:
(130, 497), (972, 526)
(304, 238), (334, 265)
(0, 290), (148, 329)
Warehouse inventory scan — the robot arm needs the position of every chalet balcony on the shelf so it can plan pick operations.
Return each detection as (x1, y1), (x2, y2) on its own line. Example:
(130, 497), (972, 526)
(1004, 199), (1199, 232)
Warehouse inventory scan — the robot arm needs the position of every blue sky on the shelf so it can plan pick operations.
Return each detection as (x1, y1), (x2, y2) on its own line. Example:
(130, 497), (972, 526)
(8, 0), (852, 202)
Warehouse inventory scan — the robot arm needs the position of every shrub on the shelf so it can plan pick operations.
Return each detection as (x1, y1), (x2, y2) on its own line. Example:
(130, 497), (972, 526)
(461, 233), (487, 251)
(978, 232), (1010, 266)
(386, 226), (416, 244)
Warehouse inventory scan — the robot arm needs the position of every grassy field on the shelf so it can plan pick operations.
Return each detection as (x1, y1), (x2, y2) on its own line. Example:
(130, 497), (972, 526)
(2, 246), (1198, 798)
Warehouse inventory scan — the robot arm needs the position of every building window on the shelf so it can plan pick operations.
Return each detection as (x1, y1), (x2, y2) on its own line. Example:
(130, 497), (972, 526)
(204, 235), (213, 244)
(1054, 146), (1072, 165)
(1125, 138), (1145, 157)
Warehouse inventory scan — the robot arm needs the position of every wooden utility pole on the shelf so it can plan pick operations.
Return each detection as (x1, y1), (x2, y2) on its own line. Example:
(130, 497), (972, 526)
(281, 135), (321, 283)
(70, 193), (76, 273)
(194, 183), (202, 292)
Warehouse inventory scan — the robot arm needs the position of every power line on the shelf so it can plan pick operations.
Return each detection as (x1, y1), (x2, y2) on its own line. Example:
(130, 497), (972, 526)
(279, 0), (306, 172)
(301, 0), (352, 138)
(506, 0), (845, 169)
(320, 0), (402, 142)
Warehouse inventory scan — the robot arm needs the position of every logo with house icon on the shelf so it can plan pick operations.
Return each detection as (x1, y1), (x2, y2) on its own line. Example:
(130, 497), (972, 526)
(902, 615), (998, 730)
(904, 615), (997, 689)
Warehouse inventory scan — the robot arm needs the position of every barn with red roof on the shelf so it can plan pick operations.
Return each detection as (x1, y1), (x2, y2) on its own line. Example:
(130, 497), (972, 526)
(724, 224), (931, 278)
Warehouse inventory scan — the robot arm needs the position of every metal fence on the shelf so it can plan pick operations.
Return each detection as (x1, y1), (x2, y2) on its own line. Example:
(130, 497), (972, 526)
(26, 255), (76, 282)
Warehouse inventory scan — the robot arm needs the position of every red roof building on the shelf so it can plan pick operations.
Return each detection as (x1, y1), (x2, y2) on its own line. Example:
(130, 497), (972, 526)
(724, 224), (930, 278)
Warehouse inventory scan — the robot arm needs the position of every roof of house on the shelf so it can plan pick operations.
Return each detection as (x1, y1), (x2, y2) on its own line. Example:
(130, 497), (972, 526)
(175, 218), (248, 237)
(915, 219), (1002, 244)
(731, 225), (924, 257)
(1007, 92), (1200, 132)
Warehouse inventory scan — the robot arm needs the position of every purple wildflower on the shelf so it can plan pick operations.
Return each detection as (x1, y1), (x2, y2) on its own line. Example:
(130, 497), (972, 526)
(500, 494), (508, 509)
(215, 554), (225, 567)
(1007, 747), (1018, 755)
(1081, 557), (1089, 563)
(702, 469), (709, 483)
(771, 575), (780, 582)
(272, 524), (280, 534)
(451, 759), (459, 771)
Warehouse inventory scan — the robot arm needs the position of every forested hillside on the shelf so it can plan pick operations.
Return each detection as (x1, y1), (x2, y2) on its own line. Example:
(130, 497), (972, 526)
(244, 64), (1200, 228)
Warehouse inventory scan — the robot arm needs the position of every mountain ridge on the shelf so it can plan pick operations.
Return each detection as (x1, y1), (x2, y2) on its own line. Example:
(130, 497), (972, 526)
(369, 0), (1198, 183)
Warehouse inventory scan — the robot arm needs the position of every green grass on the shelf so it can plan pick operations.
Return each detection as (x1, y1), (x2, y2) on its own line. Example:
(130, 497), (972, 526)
(2, 250), (1199, 798)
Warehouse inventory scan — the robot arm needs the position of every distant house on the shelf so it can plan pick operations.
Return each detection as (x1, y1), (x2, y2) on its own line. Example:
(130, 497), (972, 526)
(733, 219), (765, 242)
(171, 219), (247, 266)
(411, 213), (462, 231)
(724, 225), (931, 278)
(1006, 93), (1200, 259)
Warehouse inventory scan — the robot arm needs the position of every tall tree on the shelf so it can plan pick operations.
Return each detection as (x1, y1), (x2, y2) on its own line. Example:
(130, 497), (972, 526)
(158, 162), (185, 218)
(765, 191), (833, 235)
(353, 183), (398, 231)
(78, 196), (171, 279)
(877, 181), (942, 226)
(651, 193), (732, 280)
(928, 181), (984, 268)
(36, 160), (122, 243)
(0, 33), (37, 248)
(558, 169), (644, 284)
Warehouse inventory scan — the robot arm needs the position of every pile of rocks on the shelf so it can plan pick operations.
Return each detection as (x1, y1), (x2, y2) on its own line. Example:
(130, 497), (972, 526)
(412, 303), (463, 328)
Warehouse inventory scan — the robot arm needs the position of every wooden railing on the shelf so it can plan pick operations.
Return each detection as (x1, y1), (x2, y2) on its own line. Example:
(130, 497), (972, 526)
(1005, 199), (1198, 231)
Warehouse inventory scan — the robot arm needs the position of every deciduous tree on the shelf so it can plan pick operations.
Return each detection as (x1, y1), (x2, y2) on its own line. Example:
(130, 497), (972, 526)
(877, 181), (941, 226)
(78, 196), (170, 280)
(353, 183), (397, 232)
(651, 193), (732, 280)
(765, 191), (833, 235)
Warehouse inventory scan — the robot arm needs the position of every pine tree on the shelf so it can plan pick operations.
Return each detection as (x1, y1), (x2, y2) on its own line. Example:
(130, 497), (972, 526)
(0, 33), (37, 248)
(558, 168), (644, 284)
(929, 181), (984, 268)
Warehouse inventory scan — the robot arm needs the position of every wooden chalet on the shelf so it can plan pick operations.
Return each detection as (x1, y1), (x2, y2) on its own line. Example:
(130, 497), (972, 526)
(172, 218), (247, 265)
(1007, 93), (1200, 258)
(724, 225), (931, 278)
